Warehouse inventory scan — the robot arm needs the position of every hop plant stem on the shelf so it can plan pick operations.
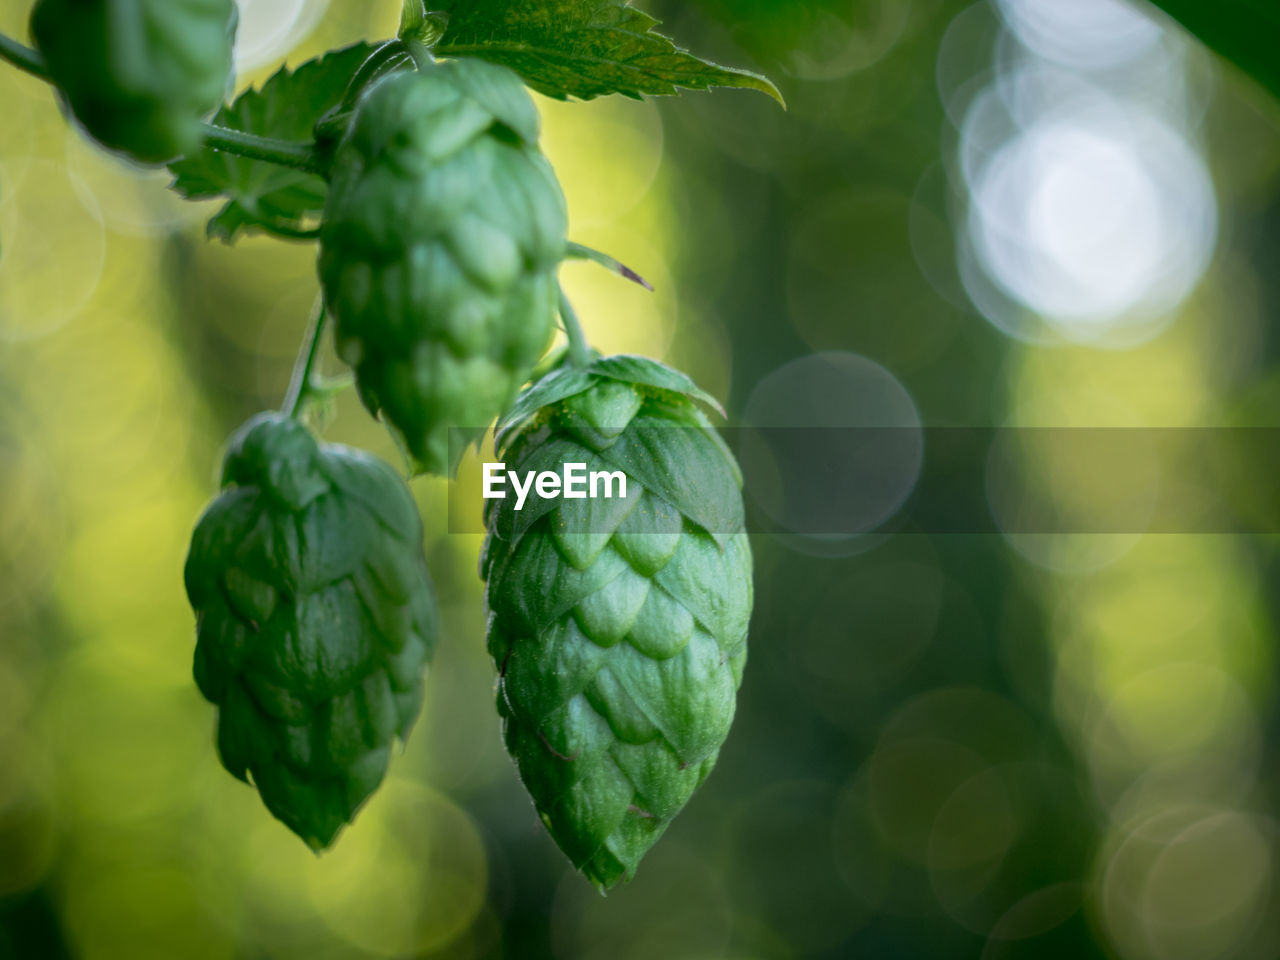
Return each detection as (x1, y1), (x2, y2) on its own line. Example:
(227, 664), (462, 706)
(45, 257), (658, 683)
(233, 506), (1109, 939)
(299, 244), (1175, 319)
(283, 301), (330, 419)
(201, 124), (322, 173)
(559, 287), (592, 368)
(0, 31), (321, 173)
(0, 33), (49, 80)
(399, 0), (440, 72)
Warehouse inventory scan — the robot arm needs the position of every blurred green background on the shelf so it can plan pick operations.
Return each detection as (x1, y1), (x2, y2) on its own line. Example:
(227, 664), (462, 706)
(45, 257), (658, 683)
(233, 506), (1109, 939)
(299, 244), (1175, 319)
(3, 0), (1280, 957)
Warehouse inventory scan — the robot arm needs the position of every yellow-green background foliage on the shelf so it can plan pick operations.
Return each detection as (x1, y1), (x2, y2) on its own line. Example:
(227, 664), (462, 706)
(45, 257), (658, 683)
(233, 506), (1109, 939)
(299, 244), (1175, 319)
(2, 1), (1280, 958)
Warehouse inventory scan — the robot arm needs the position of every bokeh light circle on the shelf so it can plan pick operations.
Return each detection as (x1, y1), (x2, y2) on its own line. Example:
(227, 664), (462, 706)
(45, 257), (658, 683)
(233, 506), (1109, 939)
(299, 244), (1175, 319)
(539, 94), (664, 225)
(307, 780), (488, 956)
(1099, 806), (1274, 960)
(741, 351), (923, 549)
(0, 161), (106, 341)
(788, 189), (967, 368)
(995, 0), (1164, 71)
(783, 0), (913, 81)
(937, 2), (1003, 129)
(65, 134), (208, 236)
(232, 0), (330, 74)
(790, 559), (943, 734)
(551, 840), (732, 960)
(985, 426), (1159, 574)
(725, 781), (871, 952)
(0, 423), (64, 612)
(1082, 662), (1262, 807)
(865, 738), (993, 866)
(981, 883), (1083, 955)
(963, 87), (1216, 344)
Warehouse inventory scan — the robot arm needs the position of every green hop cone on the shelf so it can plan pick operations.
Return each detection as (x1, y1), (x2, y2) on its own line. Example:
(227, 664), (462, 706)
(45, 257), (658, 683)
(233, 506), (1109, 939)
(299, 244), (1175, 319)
(481, 355), (754, 891)
(30, 0), (237, 164)
(319, 59), (568, 477)
(184, 413), (439, 849)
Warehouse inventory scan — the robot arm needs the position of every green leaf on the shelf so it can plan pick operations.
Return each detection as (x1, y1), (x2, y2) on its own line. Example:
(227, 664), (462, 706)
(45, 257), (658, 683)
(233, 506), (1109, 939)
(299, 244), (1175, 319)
(594, 415), (745, 542)
(1146, 0), (1280, 103)
(589, 355), (725, 417)
(169, 42), (379, 243)
(495, 369), (596, 447)
(433, 0), (783, 105)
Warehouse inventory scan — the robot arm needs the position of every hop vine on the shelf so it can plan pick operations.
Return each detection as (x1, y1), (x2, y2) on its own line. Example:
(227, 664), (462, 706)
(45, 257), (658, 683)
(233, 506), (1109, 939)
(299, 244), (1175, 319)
(0, 0), (779, 889)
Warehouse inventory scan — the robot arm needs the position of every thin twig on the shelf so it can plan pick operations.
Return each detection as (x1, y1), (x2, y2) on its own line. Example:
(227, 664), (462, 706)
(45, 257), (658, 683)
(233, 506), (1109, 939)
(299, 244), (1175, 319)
(202, 124), (322, 174)
(0, 33), (49, 82)
(282, 300), (330, 418)
(0, 35), (325, 175)
(558, 286), (592, 368)
(565, 241), (654, 290)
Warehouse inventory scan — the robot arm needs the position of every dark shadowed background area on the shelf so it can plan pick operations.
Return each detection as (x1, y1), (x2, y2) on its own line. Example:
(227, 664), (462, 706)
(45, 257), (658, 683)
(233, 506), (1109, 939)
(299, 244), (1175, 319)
(2, 0), (1280, 957)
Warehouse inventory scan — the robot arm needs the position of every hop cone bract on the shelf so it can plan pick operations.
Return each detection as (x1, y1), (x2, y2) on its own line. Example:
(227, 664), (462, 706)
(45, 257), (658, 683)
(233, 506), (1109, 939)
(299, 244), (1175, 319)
(184, 413), (439, 849)
(31, 0), (236, 163)
(319, 60), (567, 476)
(481, 356), (753, 890)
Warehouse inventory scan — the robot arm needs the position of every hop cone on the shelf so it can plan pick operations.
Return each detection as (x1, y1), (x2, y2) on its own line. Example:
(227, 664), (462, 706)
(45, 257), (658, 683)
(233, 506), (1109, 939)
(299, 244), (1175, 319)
(319, 60), (567, 476)
(481, 355), (754, 890)
(184, 413), (439, 849)
(31, 0), (236, 163)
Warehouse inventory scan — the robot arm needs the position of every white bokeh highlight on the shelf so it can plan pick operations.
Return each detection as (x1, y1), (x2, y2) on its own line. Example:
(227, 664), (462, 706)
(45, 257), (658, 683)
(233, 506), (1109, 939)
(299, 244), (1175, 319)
(741, 352), (923, 554)
(233, 0), (330, 74)
(995, 0), (1165, 71)
(965, 99), (1216, 342)
(952, 3), (1217, 347)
